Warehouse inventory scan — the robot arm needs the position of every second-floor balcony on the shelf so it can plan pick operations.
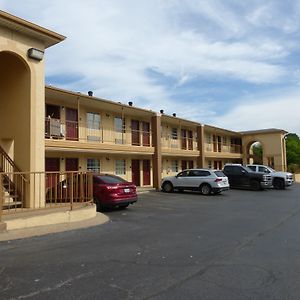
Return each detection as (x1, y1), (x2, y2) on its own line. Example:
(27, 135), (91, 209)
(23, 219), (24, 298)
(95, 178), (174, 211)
(161, 135), (196, 151)
(45, 118), (152, 147)
(205, 143), (242, 154)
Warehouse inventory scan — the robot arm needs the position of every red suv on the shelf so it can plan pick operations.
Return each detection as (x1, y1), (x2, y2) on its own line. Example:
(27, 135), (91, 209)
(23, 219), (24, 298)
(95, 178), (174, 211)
(93, 174), (138, 210)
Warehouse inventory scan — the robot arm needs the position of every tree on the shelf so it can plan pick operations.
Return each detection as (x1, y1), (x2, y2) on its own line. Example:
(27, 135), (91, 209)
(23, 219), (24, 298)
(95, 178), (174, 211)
(252, 143), (263, 163)
(286, 134), (300, 171)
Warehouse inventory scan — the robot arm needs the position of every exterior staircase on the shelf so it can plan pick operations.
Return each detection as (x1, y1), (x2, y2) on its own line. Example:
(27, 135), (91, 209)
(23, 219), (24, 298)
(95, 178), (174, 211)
(0, 146), (26, 210)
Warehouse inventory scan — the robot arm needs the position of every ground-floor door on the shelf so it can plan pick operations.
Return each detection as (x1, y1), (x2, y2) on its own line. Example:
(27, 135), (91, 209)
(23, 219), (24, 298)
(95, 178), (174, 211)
(66, 158), (79, 171)
(132, 159), (140, 186)
(214, 160), (222, 170)
(143, 160), (151, 185)
(45, 157), (60, 189)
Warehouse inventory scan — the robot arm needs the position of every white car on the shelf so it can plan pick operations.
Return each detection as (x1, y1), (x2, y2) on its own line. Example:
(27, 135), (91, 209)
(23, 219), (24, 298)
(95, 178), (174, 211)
(246, 164), (294, 189)
(161, 169), (230, 195)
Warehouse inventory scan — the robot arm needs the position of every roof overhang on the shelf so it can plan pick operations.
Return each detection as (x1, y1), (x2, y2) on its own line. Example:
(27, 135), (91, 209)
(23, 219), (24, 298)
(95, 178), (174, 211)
(240, 128), (288, 135)
(0, 10), (66, 48)
(45, 85), (157, 118)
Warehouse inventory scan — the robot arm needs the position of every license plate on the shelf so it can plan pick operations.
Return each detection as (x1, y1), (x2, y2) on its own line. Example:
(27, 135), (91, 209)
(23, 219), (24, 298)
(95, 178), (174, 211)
(124, 188), (130, 193)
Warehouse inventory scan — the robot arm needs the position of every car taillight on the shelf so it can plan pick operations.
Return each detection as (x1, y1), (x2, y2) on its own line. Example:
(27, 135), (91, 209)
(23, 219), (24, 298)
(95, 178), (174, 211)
(215, 178), (222, 182)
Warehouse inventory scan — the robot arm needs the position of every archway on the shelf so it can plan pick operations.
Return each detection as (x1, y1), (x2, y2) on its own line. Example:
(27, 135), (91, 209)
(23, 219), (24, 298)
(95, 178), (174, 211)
(246, 141), (264, 165)
(0, 51), (31, 171)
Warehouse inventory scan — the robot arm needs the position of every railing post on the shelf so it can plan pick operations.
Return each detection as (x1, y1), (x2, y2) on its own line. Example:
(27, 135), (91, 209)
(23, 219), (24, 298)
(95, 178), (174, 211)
(70, 173), (74, 211)
(89, 173), (93, 202)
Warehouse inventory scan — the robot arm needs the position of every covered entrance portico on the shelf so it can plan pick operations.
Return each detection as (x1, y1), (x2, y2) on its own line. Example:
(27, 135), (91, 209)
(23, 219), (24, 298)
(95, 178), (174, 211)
(241, 129), (288, 171)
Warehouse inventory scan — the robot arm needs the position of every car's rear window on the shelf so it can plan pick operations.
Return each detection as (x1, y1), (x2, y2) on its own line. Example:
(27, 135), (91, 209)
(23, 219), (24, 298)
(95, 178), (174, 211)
(94, 175), (127, 184)
(214, 171), (226, 177)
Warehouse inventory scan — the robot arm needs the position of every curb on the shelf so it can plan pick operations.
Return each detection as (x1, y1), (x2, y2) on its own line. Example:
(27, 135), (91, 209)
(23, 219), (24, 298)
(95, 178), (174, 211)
(0, 213), (109, 242)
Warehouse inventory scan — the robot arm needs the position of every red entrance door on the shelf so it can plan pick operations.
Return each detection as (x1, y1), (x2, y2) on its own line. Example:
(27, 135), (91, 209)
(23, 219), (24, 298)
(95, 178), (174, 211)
(131, 120), (140, 146)
(66, 158), (78, 171)
(142, 122), (150, 146)
(45, 157), (60, 189)
(131, 159), (140, 186)
(181, 129), (187, 149)
(182, 160), (187, 171)
(188, 130), (193, 150)
(66, 108), (78, 141)
(143, 160), (151, 185)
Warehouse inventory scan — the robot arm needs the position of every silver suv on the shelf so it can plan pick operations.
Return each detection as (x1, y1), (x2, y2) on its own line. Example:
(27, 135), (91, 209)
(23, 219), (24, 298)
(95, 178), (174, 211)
(161, 169), (230, 195)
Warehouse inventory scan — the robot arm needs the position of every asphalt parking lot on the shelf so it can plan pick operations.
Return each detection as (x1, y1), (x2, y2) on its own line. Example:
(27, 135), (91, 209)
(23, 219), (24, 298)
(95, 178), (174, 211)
(1, 184), (300, 299)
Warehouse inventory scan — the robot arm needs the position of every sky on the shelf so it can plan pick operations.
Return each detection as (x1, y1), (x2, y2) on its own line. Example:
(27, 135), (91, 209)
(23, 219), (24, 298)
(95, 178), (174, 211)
(1, 0), (300, 135)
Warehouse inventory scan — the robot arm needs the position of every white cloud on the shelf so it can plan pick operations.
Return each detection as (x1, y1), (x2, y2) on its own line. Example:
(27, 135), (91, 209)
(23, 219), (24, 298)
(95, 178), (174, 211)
(1, 0), (300, 135)
(211, 90), (300, 135)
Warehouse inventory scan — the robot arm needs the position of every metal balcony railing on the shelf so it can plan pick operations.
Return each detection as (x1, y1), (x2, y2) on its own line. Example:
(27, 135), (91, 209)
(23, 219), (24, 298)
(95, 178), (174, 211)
(0, 171), (93, 220)
(161, 135), (196, 150)
(205, 143), (242, 154)
(45, 118), (152, 147)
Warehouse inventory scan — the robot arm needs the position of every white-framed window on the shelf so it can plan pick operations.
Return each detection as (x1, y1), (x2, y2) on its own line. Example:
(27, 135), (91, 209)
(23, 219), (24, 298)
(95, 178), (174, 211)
(206, 134), (211, 144)
(171, 160), (178, 172)
(87, 112), (100, 130)
(116, 159), (126, 175)
(114, 117), (125, 133)
(223, 137), (227, 145)
(87, 158), (100, 173)
(171, 128), (178, 140)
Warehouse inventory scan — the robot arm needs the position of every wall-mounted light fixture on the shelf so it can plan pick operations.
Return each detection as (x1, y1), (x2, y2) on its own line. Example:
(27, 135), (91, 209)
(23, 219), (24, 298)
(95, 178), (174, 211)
(27, 48), (44, 61)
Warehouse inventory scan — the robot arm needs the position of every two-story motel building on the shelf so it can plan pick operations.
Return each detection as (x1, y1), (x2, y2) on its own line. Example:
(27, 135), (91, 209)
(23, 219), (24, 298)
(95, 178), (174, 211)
(0, 10), (288, 210)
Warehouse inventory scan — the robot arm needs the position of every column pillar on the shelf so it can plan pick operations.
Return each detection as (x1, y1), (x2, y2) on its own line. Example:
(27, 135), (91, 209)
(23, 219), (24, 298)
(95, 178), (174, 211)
(197, 124), (205, 168)
(151, 114), (162, 190)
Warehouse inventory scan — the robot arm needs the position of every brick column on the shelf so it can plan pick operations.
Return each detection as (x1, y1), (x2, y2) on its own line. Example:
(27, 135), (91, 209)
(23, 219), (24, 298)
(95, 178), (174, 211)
(197, 124), (205, 168)
(151, 114), (162, 190)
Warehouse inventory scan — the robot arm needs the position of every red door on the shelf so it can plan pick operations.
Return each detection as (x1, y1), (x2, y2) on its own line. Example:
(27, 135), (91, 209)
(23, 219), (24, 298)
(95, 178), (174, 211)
(131, 120), (140, 146)
(66, 158), (78, 171)
(45, 157), (60, 189)
(188, 130), (193, 150)
(66, 108), (78, 141)
(142, 122), (150, 146)
(131, 159), (140, 186)
(181, 129), (187, 149)
(182, 160), (187, 171)
(143, 160), (151, 185)
(213, 135), (217, 152)
(188, 160), (194, 169)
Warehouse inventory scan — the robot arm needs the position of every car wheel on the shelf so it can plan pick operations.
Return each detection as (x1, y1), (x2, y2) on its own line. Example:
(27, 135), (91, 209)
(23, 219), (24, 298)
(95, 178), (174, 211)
(200, 183), (212, 195)
(250, 180), (261, 191)
(93, 197), (106, 211)
(162, 182), (174, 193)
(273, 178), (285, 190)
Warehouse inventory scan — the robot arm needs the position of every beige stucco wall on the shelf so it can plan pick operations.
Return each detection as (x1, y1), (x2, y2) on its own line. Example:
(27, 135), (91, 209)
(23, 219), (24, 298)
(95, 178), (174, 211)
(242, 132), (286, 171)
(0, 25), (46, 207)
(46, 152), (153, 186)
